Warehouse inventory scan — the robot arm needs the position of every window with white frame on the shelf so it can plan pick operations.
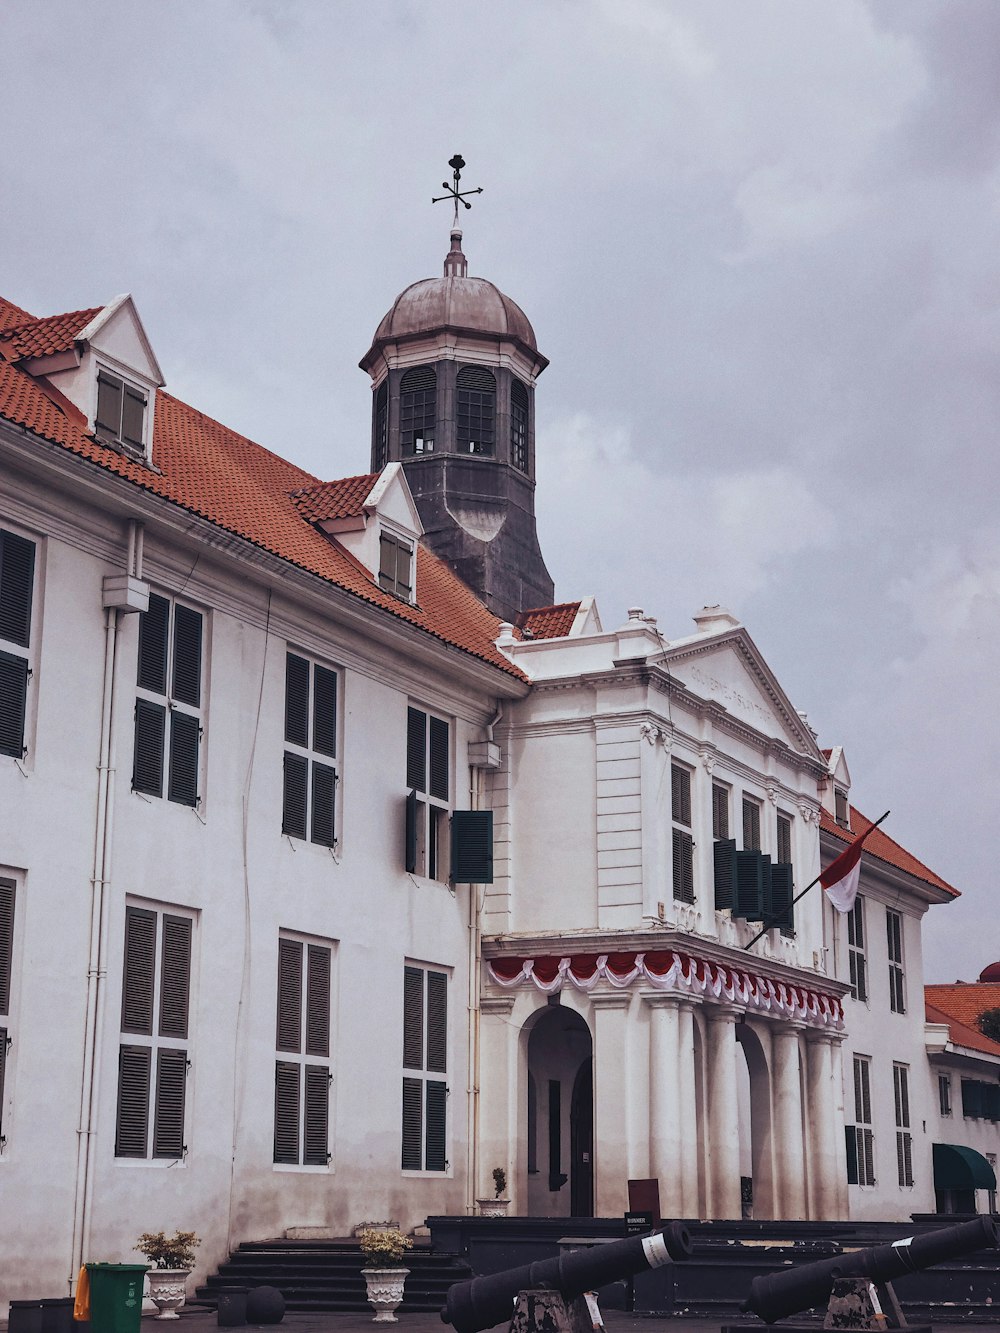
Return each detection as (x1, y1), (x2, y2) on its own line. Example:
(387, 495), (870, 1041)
(834, 787), (850, 828)
(846, 1053), (875, 1186)
(847, 895), (868, 1002)
(133, 593), (204, 807)
(0, 877), (15, 1151)
(402, 964), (448, 1172)
(405, 706), (449, 880)
(0, 528), (36, 762)
(887, 909), (906, 1013)
(282, 651), (338, 848)
(379, 530), (414, 602)
(938, 1073), (952, 1117)
(116, 903), (194, 1159)
(274, 935), (333, 1167)
(671, 763), (694, 903)
(894, 1062), (913, 1187)
(95, 368), (148, 453)
(742, 795), (761, 851)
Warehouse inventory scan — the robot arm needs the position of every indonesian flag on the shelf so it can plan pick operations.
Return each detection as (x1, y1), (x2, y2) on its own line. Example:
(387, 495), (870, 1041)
(820, 823), (879, 913)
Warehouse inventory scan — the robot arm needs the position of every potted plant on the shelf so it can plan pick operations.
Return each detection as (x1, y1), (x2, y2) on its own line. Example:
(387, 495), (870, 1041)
(357, 1225), (412, 1323)
(477, 1166), (510, 1216)
(135, 1231), (200, 1320)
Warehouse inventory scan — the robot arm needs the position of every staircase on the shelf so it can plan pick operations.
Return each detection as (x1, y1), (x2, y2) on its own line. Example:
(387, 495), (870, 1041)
(195, 1237), (472, 1314)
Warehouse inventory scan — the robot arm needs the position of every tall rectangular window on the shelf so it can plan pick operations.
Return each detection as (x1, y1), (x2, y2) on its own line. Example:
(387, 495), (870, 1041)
(274, 935), (333, 1167)
(712, 783), (730, 840)
(0, 877), (15, 1149)
(405, 706), (450, 881)
(401, 965), (448, 1172)
(887, 909), (906, 1013)
(133, 593), (204, 807)
(510, 379), (529, 473)
(116, 904), (193, 1159)
(742, 796), (761, 851)
(776, 812), (792, 865)
(847, 896), (868, 1002)
(846, 1054), (875, 1187)
(894, 1063), (913, 1187)
(671, 764), (694, 903)
(938, 1074), (952, 1117)
(282, 652), (338, 848)
(0, 529), (36, 761)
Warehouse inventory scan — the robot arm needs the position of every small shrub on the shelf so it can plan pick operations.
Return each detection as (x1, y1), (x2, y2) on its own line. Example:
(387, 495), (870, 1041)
(492, 1166), (507, 1198)
(357, 1226), (412, 1269)
(978, 1007), (1000, 1044)
(135, 1230), (200, 1270)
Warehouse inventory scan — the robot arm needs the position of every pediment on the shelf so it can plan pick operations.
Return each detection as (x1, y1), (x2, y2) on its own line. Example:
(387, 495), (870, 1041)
(367, 461), (423, 538)
(80, 294), (164, 386)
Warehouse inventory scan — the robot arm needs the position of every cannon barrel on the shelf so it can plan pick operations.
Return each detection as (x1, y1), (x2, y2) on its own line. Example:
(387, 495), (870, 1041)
(441, 1222), (692, 1333)
(742, 1214), (1000, 1324)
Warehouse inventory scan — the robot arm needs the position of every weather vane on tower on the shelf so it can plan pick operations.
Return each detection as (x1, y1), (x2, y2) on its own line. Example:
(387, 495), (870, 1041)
(433, 154), (483, 228)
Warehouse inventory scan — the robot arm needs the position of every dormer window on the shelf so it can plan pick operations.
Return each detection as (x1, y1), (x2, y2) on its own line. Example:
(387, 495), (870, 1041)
(96, 369), (147, 452)
(834, 787), (850, 828)
(379, 530), (414, 602)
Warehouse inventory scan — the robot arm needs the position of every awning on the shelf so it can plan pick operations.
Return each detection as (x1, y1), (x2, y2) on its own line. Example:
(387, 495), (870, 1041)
(933, 1143), (997, 1191)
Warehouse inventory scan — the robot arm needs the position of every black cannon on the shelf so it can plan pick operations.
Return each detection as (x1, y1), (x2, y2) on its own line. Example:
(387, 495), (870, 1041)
(740, 1213), (1000, 1327)
(441, 1222), (692, 1333)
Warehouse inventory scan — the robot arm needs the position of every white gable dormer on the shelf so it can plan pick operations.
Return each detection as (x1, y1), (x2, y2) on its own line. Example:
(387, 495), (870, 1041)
(317, 463), (424, 604)
(822, 744), (852, 829)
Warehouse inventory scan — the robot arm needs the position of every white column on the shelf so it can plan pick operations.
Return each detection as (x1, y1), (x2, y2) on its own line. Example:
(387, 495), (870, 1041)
(644, 992), (683, 1216)
(591, 991), (632, 1217)
(676, 999), (700, 1215)
(705, 1003), (743, 1219)
(805, 1029), (842, 1220)
(478, 995), (518, 1209)
(772, 1022), (807, 1219)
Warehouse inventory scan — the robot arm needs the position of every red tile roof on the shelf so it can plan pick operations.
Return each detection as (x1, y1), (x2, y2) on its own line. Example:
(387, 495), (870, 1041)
(290, 473), (378, 523)
(0, 298), (524, 681)
(820, 804), (958, 896)
(926, 985), (1000, 1057)
(517, 601), (581, 639)
(0, 307), (102, 361)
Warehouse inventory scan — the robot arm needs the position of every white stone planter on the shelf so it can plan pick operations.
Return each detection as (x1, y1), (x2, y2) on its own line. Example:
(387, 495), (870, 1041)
(361, 1267), (409, 1323)
(477, 1198), (510, 1216)
(146, 1268), (191, 1320)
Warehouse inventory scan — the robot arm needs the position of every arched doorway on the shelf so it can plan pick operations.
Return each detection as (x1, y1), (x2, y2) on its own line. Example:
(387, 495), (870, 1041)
(736, 1023), (775, 1219)
(525, 1005), (594, 1217)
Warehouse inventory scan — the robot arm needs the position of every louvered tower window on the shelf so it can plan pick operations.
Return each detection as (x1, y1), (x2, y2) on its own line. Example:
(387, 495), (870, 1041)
(374, 380), (389, 470)
(400, 366), (436, 456)
(274, 934), (334, 1166)
(0, 529), (36, 762)
(405, 705), (450, 880)
(116, 903), (194, 1159)
(0, 878), (16, 1150)
(456, 366), (496, 455)
(133, 593), (204, 807)
(510, 378), (529, 472)
(282, 651), (338, 848)
(402, 964), (448, 1171)
(671, 763), (694, 903)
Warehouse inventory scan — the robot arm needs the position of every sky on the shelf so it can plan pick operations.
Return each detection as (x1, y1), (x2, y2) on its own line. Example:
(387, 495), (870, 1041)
(3, 1), (997, 982)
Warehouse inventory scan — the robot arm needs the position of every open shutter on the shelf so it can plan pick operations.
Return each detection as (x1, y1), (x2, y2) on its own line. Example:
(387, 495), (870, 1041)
(303, 1065), (330, 1165)
(312, 665), (337, 757)
(282, 753), (308, 839)
(133, 699), (165, 796)
(425, 971), (447, 1074)
(734, 850), (765, 919)
(167, 711), (200, 807)
(403, 966), (423, 1069)
(768, 862), (795, 933)
(672, 828), (694, 903)
(158, 915), (192, 1039)
(121, 907), (156, 1034)
(276, 938), (303, 1053)
(96, 372), (124, 436)
(0, 1026), (6, 1139)
(425, 1081), (447, 1171)
(284, 653), (309, 747)
(0, 532), (35, 647)
(137, 594), (169, 694)
(0, 651), (28, 759)
(406, 708), (426, 791)
(171, 605), (202, 708)
(450, 810), (493, 883)
(0, 880), (13, 1015)
(845, 1125), (859, 1185)
(401, 1077), (422, 1169)
(274, 1061), (301, 1164)
(116, 1045), (151, 1157)
(962, 1079), (983, 1118)
(121, 385), (146, 448)
(713, 839), (737, 910)
(310, 762), (337, 847)
(152, 1047), (187, 1158)
(305, 945), (331, 1058)
(428, 717), (449, 801)
(405, 789), (418, 873)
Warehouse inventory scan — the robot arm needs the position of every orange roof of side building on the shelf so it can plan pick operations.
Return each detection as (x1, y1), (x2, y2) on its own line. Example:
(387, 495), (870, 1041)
(516, 601), (581, 639)
(820, 805), (958, 897)
(926, 985), (1000, 1058)
(0, 306), (103, 361)
(0, 297), (525, 682)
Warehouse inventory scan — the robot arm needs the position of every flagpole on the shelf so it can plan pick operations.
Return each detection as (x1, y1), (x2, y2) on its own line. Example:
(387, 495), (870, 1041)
(743, 810), (890, 952)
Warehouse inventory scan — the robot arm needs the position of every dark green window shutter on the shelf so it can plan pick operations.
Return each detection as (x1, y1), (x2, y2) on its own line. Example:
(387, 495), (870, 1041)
(0, 651), (28, 758)
(401, 1076), (422, 1169)
(121, 907), (156, 1034)
(167, 711), (199, 807)
(96, 371), (123, 435)
(0, 879), (14, 1015)
(769, 862), (795, 933)
(403, 966), (423, 1069)
(282, 753), (308, 839)
(962, 1079), (983, 1118)
(305, 945), (331, 1058)
(429, 716), (449, 801)
(312, 665), (337, 757)
(310, 762), (337, 847)
(712, 784), (729, 840)
(734, 849), (765, 919)
(116, 1044), (151, 1157)
(671, 765), (691, 825)
(743, 798), (761, 851)
(845, 1125), (859, 1185)
(714, 839), (737, 910)
(276, 938), (303, 1053)
(450, 810), (493, 883)
(152, 1047), (187, 1158)
(274, 1061), (300, 1164)
(285, 653), (309, 747)
(426, 971), (447, 1073)
(158, 915), (192, 1039)
(0, 532), (35, 647)
(137, 594), (170, 694)
(133, 699), (165, 796)
(303, 1065), (330, 1165)
(777, 813), (792, 865)
(425, 1080), (447, 1171)
(983, 1083), (1000, 1121)
(672, 828), (694, 903)
(405, 789), (418, 873)
(171, 605), (202, 708)
(122, 385), (146, 447)
(406, 708), (426, 792)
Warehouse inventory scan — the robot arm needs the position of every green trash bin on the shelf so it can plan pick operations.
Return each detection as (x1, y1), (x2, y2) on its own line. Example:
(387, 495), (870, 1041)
(84, 1264), (148, 1333)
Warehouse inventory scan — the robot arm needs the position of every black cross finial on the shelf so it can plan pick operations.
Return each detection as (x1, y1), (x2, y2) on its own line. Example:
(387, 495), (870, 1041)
(432, 154), (483, 227)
